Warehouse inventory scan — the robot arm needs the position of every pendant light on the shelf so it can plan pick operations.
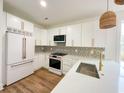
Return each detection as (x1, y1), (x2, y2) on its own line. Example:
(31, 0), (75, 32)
(115, 0), (124, 5)
(99, 0), (116, 29)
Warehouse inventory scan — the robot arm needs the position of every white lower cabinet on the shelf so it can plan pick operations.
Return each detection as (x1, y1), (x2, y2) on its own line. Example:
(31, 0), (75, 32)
(7, 62), (34, 85)
(44, 53), (50, 69)
(63, 65), (71, 74)
(62, 57), (78, 74)
(34, 53), (44, 70)
(34, 52), (50, 70)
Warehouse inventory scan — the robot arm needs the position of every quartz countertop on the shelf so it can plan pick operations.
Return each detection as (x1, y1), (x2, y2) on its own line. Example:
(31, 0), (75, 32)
(51, 60), (124, 93)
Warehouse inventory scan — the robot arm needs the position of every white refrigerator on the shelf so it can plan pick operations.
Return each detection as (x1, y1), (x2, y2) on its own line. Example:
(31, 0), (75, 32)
(6, 31), (34, 85)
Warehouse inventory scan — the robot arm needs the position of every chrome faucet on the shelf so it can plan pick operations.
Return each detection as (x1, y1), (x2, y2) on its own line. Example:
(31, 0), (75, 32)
(99, 52), (104, 71)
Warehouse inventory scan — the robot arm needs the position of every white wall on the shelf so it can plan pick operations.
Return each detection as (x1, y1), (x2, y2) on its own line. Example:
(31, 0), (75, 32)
(0, 0), (3, 90)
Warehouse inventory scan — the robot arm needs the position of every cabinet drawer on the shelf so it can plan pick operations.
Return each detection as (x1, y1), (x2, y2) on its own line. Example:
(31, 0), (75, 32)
(63, 61), (73, 67)
(63, 65), (71, 72)
(7, 62), (34, 85)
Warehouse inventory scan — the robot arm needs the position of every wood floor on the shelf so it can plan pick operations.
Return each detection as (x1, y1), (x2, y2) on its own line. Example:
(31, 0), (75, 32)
(0, 68), (63, 93)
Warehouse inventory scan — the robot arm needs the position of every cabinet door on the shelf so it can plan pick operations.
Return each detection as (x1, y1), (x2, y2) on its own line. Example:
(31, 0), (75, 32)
(44, 53), (50, 69)
(66, 24), (82, 47)
(25, 36), (34, 60)
(7, 62), (33, 85)
(7, 33), (23, 64)
(58, 26), (67, 35)
(93, 21), (107, 47)
(7, 13), (21, 29)
(34, 52), (45, 70)
(23, 20), (34, 32)
(34, 27), (42, 46)
(41, 29), (48, 46)
(94, 30), (107, 47)
(105, 28), (117, 60)
(84, 21), (95, 47)
(48, 29), (59, 46)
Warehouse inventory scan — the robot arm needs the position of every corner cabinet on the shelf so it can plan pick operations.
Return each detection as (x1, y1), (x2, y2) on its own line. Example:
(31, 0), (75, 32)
(34, 27), (48, 46)
(66, 24), (82, 47)
(23, 20), (34, 33)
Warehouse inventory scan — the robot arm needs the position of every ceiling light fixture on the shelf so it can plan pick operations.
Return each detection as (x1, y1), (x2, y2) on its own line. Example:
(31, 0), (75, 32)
(115, 0), (124, 5)
(99, 0), (116, 29)
(40, 0), (47, 7)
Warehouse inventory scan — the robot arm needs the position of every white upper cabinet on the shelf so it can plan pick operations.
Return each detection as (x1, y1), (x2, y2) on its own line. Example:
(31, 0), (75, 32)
(93, 20), (107, 48)
(66, 24), (82, 47)
(48, 28), (59, 46)
(34, 27), (48, 46)
(40, 29), (48, 46)
(7, 13), (21, 29)
(34, 27), (41, 46)
(83, 21), (95, 47)
(81, 20), (107, 48)
(57, 26), (67, 35)
(7, 13), (34, 32)
(105, 28), (117, 60)
(47, 26), (67, 46)
(23, 20), (34, 32)
(94, 30), (107, 47)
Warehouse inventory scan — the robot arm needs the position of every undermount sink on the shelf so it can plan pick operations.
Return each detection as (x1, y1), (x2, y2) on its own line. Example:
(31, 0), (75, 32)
(76, 63), (100, 79)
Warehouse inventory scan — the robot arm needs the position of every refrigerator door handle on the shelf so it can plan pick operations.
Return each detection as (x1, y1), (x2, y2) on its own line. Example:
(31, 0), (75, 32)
(22, 38), (24, 59)
(24, 38), (26, 59)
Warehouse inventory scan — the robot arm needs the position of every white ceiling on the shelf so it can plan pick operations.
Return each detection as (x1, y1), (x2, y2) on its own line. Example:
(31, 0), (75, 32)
(3, 0), (124, 27)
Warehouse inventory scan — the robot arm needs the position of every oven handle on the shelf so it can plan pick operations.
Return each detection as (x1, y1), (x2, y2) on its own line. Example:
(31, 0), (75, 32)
(49, 57), (61, 60)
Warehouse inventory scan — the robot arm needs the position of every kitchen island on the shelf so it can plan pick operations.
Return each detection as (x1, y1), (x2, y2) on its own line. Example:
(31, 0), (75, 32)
(51, 60), (124, 93)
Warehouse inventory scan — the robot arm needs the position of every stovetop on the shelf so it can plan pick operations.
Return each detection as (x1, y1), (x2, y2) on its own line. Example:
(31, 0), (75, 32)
(51, 53), (67, 56)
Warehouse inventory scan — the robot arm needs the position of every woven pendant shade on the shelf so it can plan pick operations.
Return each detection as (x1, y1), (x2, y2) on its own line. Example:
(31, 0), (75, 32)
(115, 0), (124, 5)
(99, 11), (116, 29)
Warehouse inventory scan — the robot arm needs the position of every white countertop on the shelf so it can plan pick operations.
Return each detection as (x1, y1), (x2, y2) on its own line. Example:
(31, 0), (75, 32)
(51, 60), (124, 93)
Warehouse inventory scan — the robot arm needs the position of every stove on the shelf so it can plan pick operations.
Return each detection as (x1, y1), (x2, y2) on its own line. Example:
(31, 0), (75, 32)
(49, 53), (67, 75)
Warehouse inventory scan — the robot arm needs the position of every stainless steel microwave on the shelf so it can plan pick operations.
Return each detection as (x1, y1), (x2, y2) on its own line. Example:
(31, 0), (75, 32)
(54, 35), (66, 42)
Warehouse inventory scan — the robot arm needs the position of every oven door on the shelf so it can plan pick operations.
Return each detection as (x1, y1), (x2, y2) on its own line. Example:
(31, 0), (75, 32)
(49, 57), (61, 70)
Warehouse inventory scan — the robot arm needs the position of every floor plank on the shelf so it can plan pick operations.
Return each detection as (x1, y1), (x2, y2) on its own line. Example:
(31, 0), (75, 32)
(0, 68), (63, 93)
